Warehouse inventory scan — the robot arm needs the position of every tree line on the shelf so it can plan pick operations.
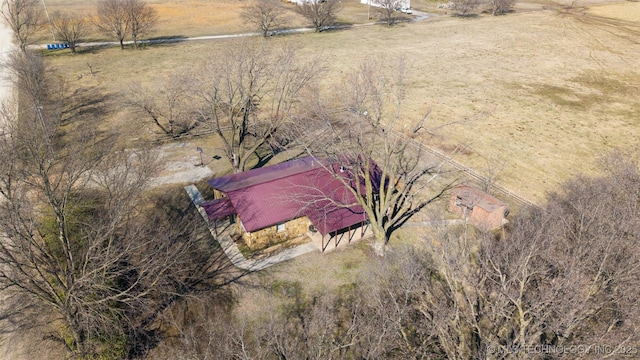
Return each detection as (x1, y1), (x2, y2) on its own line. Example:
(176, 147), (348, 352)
(1, 0), (518, 54)
(1, 0), (157, 52)
(0, 50), (246, 358)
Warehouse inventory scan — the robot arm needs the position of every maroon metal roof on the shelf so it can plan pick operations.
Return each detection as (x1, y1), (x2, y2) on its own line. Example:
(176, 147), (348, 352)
(201, 198), (236, 222)
(207, 157), (368, 235)
(208, 156), (324, 192)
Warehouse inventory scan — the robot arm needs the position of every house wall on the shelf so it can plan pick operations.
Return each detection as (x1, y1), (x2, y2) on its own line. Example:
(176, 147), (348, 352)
(483, 206), (507, 230)
(466, 206), (507, 231)
(213, 189), (225, 200)
(239, 217), (312, 250)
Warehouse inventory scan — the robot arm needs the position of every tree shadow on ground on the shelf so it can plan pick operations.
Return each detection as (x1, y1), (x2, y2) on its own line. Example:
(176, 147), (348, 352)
(62, 86), (114, 125)
(125, 186), (251, 358)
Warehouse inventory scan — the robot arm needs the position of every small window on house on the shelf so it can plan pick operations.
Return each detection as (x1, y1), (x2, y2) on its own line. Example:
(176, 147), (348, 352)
(276, 223), (286, 233)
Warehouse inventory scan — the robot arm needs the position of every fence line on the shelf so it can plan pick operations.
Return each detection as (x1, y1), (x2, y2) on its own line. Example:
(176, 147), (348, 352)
(380, 124), (538, 208)
(152, 122), (538, 208)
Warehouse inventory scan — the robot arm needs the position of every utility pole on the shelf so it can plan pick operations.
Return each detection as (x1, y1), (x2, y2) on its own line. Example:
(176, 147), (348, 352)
(196, 147), (204, 167)
(41, 0), (55, 41)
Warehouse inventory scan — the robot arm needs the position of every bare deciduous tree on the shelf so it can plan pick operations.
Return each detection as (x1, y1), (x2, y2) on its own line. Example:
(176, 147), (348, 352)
(51, 12), (89, 54)
(124, 0), (157, 49)
(0, 51), (145, 357)
(95, 0), (156, 50)
(304, 59), (452, 256)
(129, 79), (200, 138)
(0, 0), (41, 51)
(296, 0), (342, 32)
(195, 42), (322, 173)
(478, 155), (508, 193)
(95, 0), (129, 50)
(241, 0), (287, 38)
(376, 0), (403, 26)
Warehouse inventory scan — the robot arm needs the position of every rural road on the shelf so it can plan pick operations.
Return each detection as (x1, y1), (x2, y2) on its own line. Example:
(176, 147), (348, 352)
(33, 11), (436, 51)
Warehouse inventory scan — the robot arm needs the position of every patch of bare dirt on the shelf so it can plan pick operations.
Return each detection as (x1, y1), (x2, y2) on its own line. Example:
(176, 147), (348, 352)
(150, 142), (214, 187)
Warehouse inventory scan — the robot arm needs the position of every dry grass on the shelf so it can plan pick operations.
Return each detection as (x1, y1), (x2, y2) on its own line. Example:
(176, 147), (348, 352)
(42, 1), (640, 203)
(40, 0), (371, 41)
(29, 3), (640, 353)
(589, 1), (640, 21)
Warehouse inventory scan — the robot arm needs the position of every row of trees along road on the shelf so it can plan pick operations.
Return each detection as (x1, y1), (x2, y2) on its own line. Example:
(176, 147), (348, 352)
(1, 0), (517, 53)
(0, 51), (244, 358)
(0, 0), (157, 53)
(242, 0), (516, 36)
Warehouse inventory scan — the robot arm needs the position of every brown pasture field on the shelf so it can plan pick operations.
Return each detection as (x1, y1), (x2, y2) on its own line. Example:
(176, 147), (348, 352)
(40, 0), (372, 40)
(43, 0), (640, 203)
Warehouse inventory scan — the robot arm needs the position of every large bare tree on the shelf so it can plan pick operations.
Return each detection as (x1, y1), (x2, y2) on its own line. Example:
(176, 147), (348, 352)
(304, 60), (452, 256)
(195, 42), (322, 173)
(95, 0), (129, 50)
(95, 0), (156, 50)
(129, 78), (200, 139)
(376, 0), (404, 26)
(296, 0), (342, 32)
(0, 0), (41, 51)
(412, 151), (640, 358)
(124, 0), (157, 49)
(51, 12), (89, 54)
(241, 0), (287, 38)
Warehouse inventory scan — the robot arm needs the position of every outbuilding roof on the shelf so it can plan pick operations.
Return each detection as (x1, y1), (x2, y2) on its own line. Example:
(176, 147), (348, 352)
(207, 157), (368, 235)
(451, 185), (507, 213)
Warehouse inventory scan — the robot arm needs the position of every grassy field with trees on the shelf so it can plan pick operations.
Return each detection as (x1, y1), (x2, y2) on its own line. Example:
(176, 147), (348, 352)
(1, 0), (639, 358)
(30, 0), (640, 201)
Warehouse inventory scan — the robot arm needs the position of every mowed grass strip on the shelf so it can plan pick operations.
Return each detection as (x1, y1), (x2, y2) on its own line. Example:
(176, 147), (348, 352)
(43, 5), (640, 201)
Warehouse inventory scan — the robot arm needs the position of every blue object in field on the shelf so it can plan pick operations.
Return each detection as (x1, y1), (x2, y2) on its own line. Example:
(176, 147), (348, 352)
(47, 43), (71, 50)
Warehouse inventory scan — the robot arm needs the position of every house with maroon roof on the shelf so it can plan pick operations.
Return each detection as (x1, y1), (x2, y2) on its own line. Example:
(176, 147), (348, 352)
(202, 156), (372, 251)
(448, 185), (509, 231)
